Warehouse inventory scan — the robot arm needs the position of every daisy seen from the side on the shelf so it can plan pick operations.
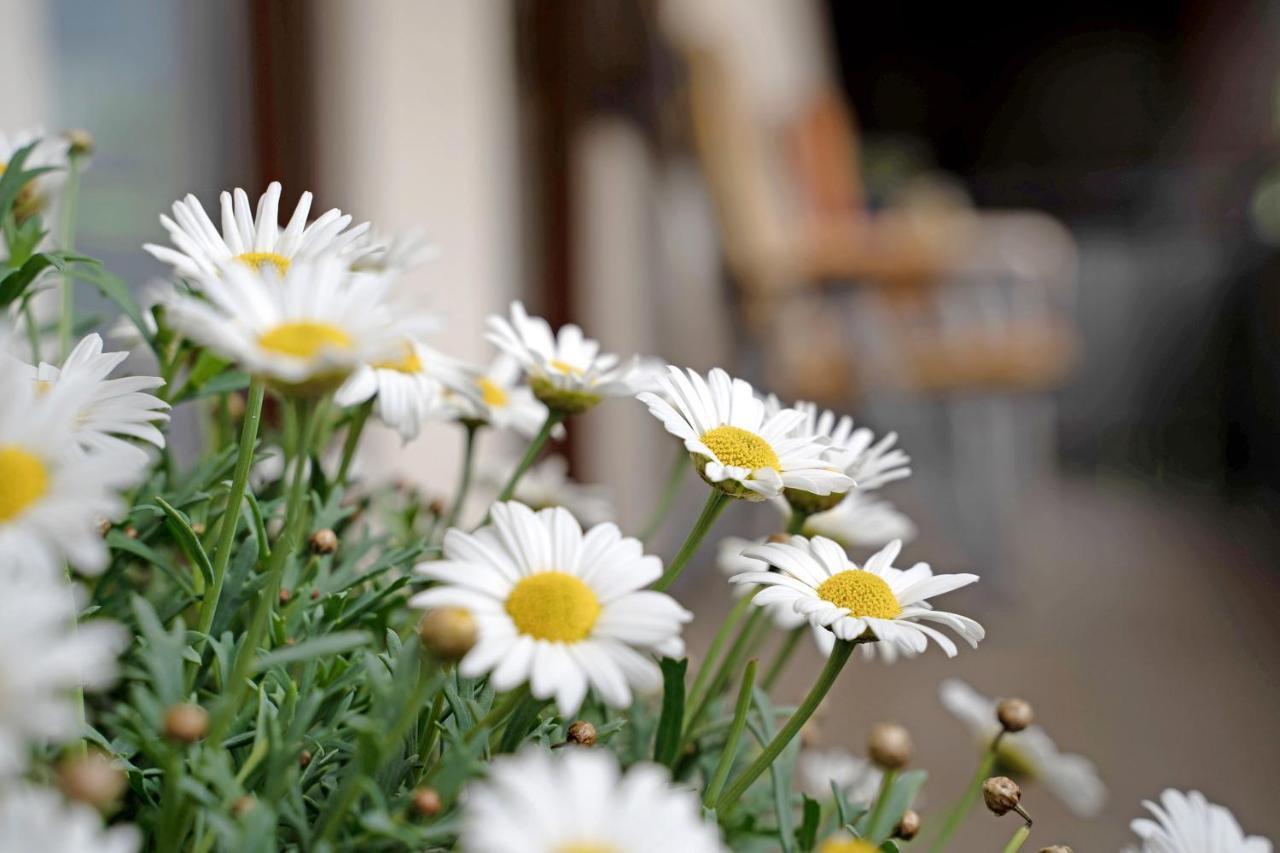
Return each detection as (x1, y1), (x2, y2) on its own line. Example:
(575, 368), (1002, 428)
(790, 490), (916, 550)
(437, 354), (555, 439)
(0, 782), (139, 852)
(334, 338), (450, 442)
(1124, 789), (1271, 853)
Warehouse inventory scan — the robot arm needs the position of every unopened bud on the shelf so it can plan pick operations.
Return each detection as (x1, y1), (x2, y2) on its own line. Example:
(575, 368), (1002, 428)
(566, 720), (597, 746)
(190, 521), (206, 536)
(894, 809), (921, 841)
(124, 526), (138, 539)
(417, 607), (477, 661)
(298, 749), (312, 768)
(163, 703), (208, 743)
(97, 519), (112, 537)
(309, 528), (338, 555)
(411, 786), (442, 817)
(278, 588), (292, 605)
(232, 795), (255, 817)
(868, 722), (913, 770)
(983, 776), (1024, 817)
(997, 697), (1034, 733)
(427, 498), (446, 517)
(56, 751), (126, 811)
(310, 589), (321, 601)
(65, 128), (94, 157)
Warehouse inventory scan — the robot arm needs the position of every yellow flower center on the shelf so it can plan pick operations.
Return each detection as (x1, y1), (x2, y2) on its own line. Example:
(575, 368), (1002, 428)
(258, 321), (353, 360)
(700, 425), (780, 471)
(549, 358), (583, 377)
(556, 844), (619, 853)
(374, 344), (423, 374)
(815, 569), (902, 619)
(817, 839), (879, 853)
(0, 445), (50, 523)
(34, 379), (53, 395)
(235, 251), (292, 276)
(477, 377), (509, 407)
(505, 571), (601, 642)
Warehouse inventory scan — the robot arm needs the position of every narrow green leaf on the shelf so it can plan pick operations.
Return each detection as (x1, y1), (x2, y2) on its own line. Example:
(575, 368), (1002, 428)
(0, 252), (57, 306)
(495, 694), (550, 754)
(252, 631), (370, 672)
(798, 795), (821, 851)
(155, 496), (214, 587)
(654, 656), (687, 766)
(859, 769), (927, 844)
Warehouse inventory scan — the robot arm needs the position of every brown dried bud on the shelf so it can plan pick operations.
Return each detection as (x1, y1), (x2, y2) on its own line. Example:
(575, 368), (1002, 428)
(56, 751), (126, 811)
(65, 128), (95, 157)
(894, 809), (921, 841)
(997, 697), (1034, 733)
(310, 589), (321, 601)
(417, 607), (477, 661)
(163, 703), (208, 743)
(97, 519), (112, 537)
(278, 588), (292, 605)
(190, 521), (207, 536)
(1039, 847), (1073, 853)
(298, 749), (312, 768)
(124, 526), (139, 539)
(309, 528), (338, 555)
(566, 720), (597, 747)
(427, 498), (447, 517)
(232, 795), (255, 817)
(868, 722), (913, 770)
(766, 533), (791, 544)
(983, 776), (1023, 816)
(411, 786), (442, 817)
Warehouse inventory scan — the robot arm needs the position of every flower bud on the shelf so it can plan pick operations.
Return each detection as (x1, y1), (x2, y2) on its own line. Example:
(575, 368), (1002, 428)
(65, 129), (95, 157)
(894, 809), (921, 841)
(56, 751), (126, 812)
(427, 498), (447, 517)
(982, 776), (1023, 816)
(278, 588), (292, 605)
(867, 722), (913, 770)
(566, 720), (597, 747)
(417, 607), (477, 661)
(97, 519), (112, 537)
(190, 521), (206, 536)
(997, 697), (1034, 733)
(411, 786), (442, 817)
(163, 703), (208, 743)
(232, 795), (255, 817)
(309, 528), (338, 555)
(298, 749), (312, 768)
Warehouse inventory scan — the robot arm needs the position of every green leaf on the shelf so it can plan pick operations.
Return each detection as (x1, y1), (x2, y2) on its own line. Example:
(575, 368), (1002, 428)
(0, 141), (55, 220)
(155, 496), (214, 588)
(66, 263), (155, 355)
(653, 657), (687, 767)
(858, 769), (927, 844)
(253, 631), (370, 672)
(797, 795), (820, 851)
(0, 252), (58, 307)
(495, 694), (551, 754)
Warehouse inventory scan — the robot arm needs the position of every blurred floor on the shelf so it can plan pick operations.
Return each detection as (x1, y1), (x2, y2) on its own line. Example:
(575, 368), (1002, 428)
(679, 476), (1280, 850)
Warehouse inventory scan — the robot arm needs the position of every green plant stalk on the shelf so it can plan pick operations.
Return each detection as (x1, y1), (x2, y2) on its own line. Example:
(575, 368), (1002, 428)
(190, 379), (265, 674)
(786, 507), (810, 535)
(715, 638), (856, 812)
(1002, 824), (1032, 853)
(686, 592), (755, 719)
(653, 489), (732, 591)
(703, 658), (757, 808)
(929, 733), (1003, 851)
(761, 627), (804, 691)
(57, 150), (84, 361)
(417, 689), (447, 773)
(495, 410), (564, 502)
(443, 421), (480, 530)
(685, 607), (767, 739)
(864, 767), (898, 842)
(335, 398), (373, 486)
(639, 446), (690, 543)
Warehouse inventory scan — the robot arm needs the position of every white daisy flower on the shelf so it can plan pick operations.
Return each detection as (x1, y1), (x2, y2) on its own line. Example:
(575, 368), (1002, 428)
(717, 536), (805, 630)
(349, 228), (439, 274)
(486, 301), (638, 413)
(410, 502), (691, 715)
(0, 782), (139, 852)
(0, 361), (140, 580)
(797, 748), (884, 805)
(0, 578), (127, 775)
(164, 257), (418, 394)
(637, 367), (854, 501)
(334, 338), (448, 442)
(437, 354), (556, 439)
(729, 536), (983, 658)
(484, 454), (615, 527)
(0, 127), (68, 224)
(461, 747), (726, 853)
(791, 491), (916, 549)
(939, 678), (1105, 818)
(14, 333), (168, 464)
(143, 181), (375, 280)
(1124, 789), (1271, 853)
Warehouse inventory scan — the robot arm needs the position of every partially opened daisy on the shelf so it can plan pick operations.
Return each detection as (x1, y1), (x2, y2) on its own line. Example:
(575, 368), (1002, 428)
(0, 361), (140, 580)
(0, 783), (139, 852)
(638, 367), (853, 501)
(437, 354), (555, 439)
(164, 257), (415, 395)
(143, 181), (376, 280)
(793, 491), (916, 549)
(0, 577), (127, 775)
(461, 747), (726, 853)
(410, 502), (690, 715)
(334, 338), (449, 441)
(940, 679), (1105, 817)
(1124, 789), (1271, 852)
(15, 333), (168, 464)
(729, 536), (983, 658)
(487, 301), (638, 414)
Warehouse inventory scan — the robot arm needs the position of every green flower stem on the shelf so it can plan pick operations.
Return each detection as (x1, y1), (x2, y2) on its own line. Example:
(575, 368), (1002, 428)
(190, 379), (265, 676)
(929, 733), (1003, 852)
(417, 689), (446, 772)
(57, 149), (84, 361)
(495, 411), (564, 503)
(334, 398), (373, 486)
(685, 592), (754, 724)
(1002, 824), (1032, 853)
(639, 446), (690, 543)
(684, 607), (767, 739)
(702, 658), (757, 809)
(715, 638), (856, 812)
(653, 489), (731, 591)
(761, 627), (804, 691)
(443, 421), (480, 531)
(864, 767), (898, 843)
(786, 507), (811, 535)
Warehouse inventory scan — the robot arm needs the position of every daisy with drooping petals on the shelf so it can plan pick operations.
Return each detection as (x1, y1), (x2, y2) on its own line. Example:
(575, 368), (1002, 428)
(487, 301), (638, 413)
(797, 748), (884, 806)
(0, 782), (139, 852)
(334, 338), (450, 441)
(14, 333), (168, 463)
(436, 354), (555, 439)
(1124, 789), (1271, 853)
(729, 536), (983, 658)
(939, 679), (1105, 818)
(0, 578), (127, 775)
(790, 491), (916, 549)
(461, 747), (726, 853)
(638, 367), (853, 501)
(164, 257), (418, 394)
(143, 181), (376, 280)
(410, 502), (690, 715)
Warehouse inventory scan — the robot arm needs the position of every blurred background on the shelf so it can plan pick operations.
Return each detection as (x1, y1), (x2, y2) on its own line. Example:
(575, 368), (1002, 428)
(4, 0), (1280, 847)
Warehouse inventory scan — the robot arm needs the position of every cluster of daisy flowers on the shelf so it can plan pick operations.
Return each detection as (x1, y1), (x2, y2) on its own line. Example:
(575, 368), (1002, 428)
(2, 124), (1273, 851)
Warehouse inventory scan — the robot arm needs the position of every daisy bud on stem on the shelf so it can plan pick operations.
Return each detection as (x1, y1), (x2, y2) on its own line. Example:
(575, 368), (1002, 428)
(417, 607), (478, 662)
(564, 720), (597, 747)
(57, 751), (126, 812)
(411, 787), (443, 817)
(997, 697), (1034, 733)
(983, 776), (1032, 824)
(309, 528), (338, 555)
(895, 809), (921, 841)
(163, 703), (208, 744)
(868, 722), (913, 770)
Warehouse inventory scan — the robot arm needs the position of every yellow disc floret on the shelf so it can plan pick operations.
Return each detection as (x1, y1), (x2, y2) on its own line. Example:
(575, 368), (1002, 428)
(816, 569), (902, 619)
(700, 425), (780, 471)
(0, 445), (50, 523)
(555, 844), (619, 853)
(549, 359), (584, 377)
(258, 321), (353, 360)
(817, 838), (879, 853)
(478, 377), (509, 407)
(235, 251), (292, 276)
(374, 344), (423, 374)
(505, 571), (601, 642)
